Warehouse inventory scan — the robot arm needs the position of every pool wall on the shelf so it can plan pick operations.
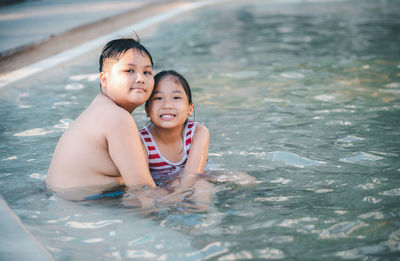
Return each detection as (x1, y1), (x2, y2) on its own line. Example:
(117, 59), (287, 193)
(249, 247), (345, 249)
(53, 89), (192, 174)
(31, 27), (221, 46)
(0, 196), (54, 260)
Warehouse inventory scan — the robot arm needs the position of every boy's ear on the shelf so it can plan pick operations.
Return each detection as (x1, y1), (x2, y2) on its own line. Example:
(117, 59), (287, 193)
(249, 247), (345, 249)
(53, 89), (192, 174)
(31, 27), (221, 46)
(99, 72), (108, 89)
(188, 103), (194, 117)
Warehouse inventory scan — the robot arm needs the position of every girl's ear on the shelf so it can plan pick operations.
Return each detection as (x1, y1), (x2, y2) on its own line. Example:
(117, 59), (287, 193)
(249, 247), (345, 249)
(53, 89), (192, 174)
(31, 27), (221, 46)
(188, 103), (194, 117)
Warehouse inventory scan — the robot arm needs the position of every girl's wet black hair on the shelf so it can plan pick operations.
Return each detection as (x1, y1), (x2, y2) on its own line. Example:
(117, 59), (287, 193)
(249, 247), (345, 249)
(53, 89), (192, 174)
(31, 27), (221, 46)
(99, 36), (153, 73)
(145, 70), (193, 112)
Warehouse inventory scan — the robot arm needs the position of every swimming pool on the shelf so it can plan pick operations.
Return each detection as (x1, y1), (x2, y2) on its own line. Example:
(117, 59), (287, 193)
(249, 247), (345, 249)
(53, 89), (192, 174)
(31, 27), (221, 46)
(1, 0), (399, 259)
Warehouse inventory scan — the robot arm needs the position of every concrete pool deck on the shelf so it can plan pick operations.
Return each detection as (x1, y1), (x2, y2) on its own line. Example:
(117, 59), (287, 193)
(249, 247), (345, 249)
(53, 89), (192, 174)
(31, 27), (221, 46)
(0, 0), (178, 75)
(0, 0), (232, 89)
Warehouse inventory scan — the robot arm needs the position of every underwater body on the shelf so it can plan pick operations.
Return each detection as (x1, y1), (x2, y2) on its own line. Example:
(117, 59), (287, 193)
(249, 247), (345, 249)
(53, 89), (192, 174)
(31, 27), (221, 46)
(0, 0), (399, 259)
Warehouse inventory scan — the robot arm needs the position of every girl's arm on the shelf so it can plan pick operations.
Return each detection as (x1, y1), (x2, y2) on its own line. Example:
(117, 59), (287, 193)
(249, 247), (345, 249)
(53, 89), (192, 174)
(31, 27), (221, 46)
(183, 123), (209, 174)
(164, 123), (210, 201)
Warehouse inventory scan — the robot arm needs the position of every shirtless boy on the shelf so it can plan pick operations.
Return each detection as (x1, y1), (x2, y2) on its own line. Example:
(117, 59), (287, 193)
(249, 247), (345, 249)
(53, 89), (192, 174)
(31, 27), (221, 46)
(47, 38), (156, 189)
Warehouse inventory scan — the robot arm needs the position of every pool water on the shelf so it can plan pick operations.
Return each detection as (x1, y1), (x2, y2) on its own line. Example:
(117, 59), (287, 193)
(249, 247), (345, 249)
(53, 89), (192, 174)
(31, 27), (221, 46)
(1, 0), (400, 259)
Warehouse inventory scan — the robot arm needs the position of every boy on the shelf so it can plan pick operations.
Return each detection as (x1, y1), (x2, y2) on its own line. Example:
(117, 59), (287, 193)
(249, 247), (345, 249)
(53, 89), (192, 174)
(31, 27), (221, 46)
(46, 38), (156, 189)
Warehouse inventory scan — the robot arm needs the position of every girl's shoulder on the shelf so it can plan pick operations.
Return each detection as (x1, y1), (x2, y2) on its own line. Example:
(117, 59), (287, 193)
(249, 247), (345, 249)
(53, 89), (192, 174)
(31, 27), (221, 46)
(188, 121), (209, 138)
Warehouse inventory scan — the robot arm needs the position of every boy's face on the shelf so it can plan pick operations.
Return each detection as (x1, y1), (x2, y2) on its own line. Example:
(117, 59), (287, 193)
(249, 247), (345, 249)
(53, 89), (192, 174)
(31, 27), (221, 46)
(100, 49), (154, 112)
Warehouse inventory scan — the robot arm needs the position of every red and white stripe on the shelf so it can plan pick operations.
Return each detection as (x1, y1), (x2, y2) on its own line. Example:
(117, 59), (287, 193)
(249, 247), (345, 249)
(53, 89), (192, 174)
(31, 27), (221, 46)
(139, 121), (198, 176)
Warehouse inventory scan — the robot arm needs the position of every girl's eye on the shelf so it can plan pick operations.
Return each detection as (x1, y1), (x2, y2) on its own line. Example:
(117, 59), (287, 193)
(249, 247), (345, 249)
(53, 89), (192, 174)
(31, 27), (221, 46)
(125, 69), (134, 73)
(144, 71), (152, 75)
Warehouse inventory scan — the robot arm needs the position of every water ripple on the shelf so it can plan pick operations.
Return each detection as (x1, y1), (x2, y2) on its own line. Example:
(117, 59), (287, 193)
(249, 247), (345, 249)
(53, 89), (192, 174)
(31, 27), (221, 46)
(257, 248), (285, 259)
(279, 217), (318, 228)
(29, 173), (45, 181)
(307, 188), (334, 194)
(66, 220), (122, 229)
(128, 234), (154, 247)
(358, 211), (384, 220)
(280, 72), (304, 79)
(263, 98), (285, 103)
(65, 83), (84, 90)
(336, 244), (387, 259)
(379, 188), (400, 196)
(337, 136), (364, 143)
(83, 238), (104, 243)
(47, 216), (71, 224)
(52, 101), (76, 108)
(270, 151), (326, 168)
(378, 88), (400, 94)
(264, 236), (294, 243)
(185, 242), (228, 260)
(223, 71), (259, 79)
(387, 229), (400, 251)
(340, 152), (384, 164)
(355, 183), (376, 190)
(13, 128), (54, 137)
(362, 197), (382, 204)
(319, 221), (367, 239)
(220, 250), (253, 260)
(255, 196), (296, 202)
(69, 73), (98, 82)
(2, 156), (17, 161)
(326, 120), (352, 126)
(385, 82), (400, 88)
(314, 94), (335, 101)
(126, 250), (158, 259)
(54, 119), (73, 129)
(270, 177), (291, 184)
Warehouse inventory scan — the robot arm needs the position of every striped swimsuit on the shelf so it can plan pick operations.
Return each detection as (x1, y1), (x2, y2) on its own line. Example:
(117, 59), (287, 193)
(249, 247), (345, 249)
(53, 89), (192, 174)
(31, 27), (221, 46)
(139, 121), (198, 182)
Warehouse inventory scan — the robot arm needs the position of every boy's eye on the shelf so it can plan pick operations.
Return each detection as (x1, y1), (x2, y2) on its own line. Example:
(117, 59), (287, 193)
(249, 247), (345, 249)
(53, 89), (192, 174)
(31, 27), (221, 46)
(153, 97), (162, 101)
(173, 96), (182, 100)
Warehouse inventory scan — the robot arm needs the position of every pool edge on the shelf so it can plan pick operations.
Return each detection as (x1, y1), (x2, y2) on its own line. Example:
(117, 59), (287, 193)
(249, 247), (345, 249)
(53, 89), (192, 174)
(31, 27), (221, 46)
(0, 196), (54, 261)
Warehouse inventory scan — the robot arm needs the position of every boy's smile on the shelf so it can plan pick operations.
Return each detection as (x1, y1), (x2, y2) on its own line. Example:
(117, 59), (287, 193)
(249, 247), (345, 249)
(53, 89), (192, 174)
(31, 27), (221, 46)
(100, 49), (154, 112)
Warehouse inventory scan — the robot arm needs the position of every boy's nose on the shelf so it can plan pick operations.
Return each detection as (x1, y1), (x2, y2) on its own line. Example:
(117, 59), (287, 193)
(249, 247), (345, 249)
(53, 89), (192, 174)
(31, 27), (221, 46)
(135, 72), (144, 83)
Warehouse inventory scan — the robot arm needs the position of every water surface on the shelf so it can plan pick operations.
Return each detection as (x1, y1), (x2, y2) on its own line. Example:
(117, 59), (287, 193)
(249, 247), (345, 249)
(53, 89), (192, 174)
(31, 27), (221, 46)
(0, 0), (399, 259)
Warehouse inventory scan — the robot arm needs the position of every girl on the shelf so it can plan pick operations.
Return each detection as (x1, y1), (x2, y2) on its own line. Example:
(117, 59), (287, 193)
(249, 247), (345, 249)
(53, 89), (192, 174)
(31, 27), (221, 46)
(139, 70), (209, 186)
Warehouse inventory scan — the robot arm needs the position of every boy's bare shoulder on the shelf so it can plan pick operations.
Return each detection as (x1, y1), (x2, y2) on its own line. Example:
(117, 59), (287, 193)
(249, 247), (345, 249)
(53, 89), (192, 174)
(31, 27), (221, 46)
(93, 94), (134, 124)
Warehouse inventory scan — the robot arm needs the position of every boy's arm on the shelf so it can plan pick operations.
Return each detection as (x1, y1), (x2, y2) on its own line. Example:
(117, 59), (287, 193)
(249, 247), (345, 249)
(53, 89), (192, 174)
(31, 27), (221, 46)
(183, 123), (209, 175)
(107, 113), (156, 188)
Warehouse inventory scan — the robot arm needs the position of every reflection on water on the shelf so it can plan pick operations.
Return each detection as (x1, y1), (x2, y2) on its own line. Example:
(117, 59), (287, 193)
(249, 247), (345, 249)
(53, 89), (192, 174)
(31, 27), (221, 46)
(0, 0), (400, 259)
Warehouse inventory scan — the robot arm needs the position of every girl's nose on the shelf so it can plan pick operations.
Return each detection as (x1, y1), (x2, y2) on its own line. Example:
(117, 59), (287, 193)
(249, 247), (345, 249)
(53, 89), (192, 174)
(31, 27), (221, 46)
(162, 98), (174, 108)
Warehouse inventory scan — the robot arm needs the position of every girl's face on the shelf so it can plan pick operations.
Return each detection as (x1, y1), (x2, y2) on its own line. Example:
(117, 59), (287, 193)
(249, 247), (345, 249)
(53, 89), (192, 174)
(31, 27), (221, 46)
(147, 76), (193, 129)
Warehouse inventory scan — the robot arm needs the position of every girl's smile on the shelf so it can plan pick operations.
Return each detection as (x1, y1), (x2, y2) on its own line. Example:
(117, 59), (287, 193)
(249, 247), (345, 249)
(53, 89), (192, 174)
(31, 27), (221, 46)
(159, 113), (176, 120)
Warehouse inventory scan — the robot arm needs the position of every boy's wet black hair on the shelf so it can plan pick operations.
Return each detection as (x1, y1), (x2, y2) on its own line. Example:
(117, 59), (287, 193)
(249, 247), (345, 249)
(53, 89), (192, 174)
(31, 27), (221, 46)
(99, 36), (153, 73)
(145, 70), (193, 112)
